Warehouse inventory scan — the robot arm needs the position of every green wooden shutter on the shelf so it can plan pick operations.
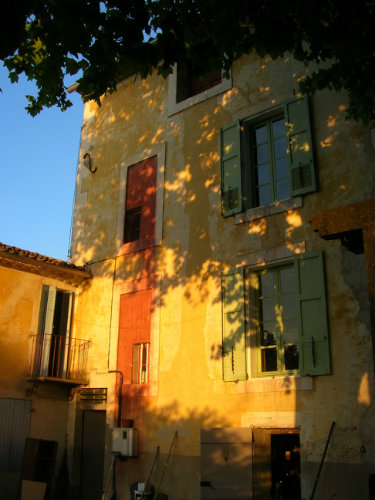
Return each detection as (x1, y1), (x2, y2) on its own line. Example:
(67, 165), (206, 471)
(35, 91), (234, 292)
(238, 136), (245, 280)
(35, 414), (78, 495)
(221, 121), (243, 217)
(284, 97), (317, 196)
(38, 286), (57, 376)
(295, 251), (330, 376)
(44, 286), (57, 335)
(37, 285), (49, 334)
(65, 292), (74, 337)
(222, 268), (246, 381)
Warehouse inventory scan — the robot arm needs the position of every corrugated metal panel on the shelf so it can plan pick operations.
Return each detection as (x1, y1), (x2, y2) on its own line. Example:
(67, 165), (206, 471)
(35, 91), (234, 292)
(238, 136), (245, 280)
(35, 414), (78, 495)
(0, 398), (31, 472)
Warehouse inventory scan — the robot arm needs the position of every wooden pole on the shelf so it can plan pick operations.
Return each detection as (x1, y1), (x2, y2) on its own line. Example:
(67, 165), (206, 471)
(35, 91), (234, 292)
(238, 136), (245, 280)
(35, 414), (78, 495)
(310, 421), (336, 500)
(153, 432), (178, 500)
(140, 446), (159, 500)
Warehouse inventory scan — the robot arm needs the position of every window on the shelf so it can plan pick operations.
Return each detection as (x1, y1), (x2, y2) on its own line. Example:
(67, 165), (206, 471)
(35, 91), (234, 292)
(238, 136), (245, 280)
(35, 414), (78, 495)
(132, 342), (150, 383)
(255, 265), (299, 374)
(124, 207), (142, 243)
(118, 144), (165, 255)
(122, 156), (157, 251)
(176, 64), (222, 103)
(168, 52), (232, 115)
(117, 288), (152, 385)
(221, 251), (330, 380)
(176, 39), (222, 104)
(249, 116), (290, 206)
(32, 285), (75, 378)
(221, 97), (316, 217)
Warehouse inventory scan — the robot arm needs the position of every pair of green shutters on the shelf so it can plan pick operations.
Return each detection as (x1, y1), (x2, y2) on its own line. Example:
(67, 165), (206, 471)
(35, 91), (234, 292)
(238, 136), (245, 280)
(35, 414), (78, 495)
(38, 285), (73, 337)
(222, 251), (330, 380)
(221, 96), (316, 216)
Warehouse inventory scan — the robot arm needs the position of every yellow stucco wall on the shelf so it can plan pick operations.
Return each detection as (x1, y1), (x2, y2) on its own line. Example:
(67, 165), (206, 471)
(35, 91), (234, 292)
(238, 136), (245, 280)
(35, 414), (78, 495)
(70, 52), (375, 500)
(0, 264), (80, 497)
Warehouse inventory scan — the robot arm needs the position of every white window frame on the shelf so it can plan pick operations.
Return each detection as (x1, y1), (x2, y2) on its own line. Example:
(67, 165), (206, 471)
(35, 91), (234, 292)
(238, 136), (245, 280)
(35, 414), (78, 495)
(132, 342), (150, 384)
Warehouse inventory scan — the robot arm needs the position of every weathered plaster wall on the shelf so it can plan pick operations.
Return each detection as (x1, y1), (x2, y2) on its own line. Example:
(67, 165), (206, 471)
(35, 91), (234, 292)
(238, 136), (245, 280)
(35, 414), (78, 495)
(70, 51), (375, 499)
(0, 265), (80, 497)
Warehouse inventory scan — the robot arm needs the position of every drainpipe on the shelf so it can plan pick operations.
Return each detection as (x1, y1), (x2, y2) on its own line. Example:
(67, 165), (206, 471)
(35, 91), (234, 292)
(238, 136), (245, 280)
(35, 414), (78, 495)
(109, 369), (123, 427)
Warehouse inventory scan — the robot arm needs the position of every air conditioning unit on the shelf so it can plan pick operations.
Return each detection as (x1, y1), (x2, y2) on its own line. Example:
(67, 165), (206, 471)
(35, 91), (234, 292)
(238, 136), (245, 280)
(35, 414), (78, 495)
(112, 427), (139, 457)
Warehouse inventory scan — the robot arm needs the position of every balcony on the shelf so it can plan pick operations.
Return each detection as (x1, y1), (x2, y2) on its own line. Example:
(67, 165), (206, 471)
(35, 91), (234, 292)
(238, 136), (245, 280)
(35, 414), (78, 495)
(28, 333), (90, 385)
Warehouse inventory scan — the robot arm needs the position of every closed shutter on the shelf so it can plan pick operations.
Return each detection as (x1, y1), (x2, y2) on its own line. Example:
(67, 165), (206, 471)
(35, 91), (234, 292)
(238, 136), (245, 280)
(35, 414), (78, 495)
(221, 121), (243, 216)
(222, 268), (246, 381)
(201, 428), (253, 499)
(285, 97), (317, 196)
(0, 398), (31, 473)
(295, 251), (330, 376)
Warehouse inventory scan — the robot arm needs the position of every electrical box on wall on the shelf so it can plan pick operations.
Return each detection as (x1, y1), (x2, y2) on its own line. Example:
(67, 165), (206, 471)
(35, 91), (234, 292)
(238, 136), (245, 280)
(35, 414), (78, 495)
(112, 427), (139, 457)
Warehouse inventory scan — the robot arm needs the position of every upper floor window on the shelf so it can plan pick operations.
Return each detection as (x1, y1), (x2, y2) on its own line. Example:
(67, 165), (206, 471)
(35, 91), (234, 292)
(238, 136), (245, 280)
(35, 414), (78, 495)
(176, 64), (222, 104)
(249, 116), (290, 206)
(221, 97), (316, 217)
(122, 156), (157, 252)
(118, 144), (165, 256)
(168, 45), (232, 115)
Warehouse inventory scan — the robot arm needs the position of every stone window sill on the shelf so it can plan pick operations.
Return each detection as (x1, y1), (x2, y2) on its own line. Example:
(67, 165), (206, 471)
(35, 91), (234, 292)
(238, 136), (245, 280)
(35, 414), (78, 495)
(236, 375), (313, 393)
(235, 197), (303, 224)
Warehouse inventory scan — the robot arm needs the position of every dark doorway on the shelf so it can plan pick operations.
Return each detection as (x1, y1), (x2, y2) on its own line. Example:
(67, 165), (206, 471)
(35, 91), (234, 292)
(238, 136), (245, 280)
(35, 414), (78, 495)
(81, 410), (106, 500)
(271, 433), (301, 500)
(253, 428), (301, 500)
(49, 291), (72, 377)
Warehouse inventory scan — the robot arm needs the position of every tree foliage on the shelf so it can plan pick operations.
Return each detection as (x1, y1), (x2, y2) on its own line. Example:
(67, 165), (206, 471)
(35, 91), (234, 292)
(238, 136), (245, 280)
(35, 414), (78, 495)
(1, 0), (374, 123)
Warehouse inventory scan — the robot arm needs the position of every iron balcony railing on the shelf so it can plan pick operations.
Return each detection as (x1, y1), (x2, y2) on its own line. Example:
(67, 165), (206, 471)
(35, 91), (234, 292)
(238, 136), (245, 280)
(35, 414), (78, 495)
(29, 333), (89, 384)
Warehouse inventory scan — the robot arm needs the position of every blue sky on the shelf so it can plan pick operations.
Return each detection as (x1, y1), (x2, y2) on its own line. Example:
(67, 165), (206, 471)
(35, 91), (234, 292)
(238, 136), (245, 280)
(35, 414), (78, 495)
(0, 65), (84, 261)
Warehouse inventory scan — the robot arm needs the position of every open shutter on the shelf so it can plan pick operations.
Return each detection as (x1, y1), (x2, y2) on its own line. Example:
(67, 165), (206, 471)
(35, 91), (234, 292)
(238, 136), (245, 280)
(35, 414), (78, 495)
(61, 292), (74, 377)
(40, 286), (56, 376)
(44, 286), (57, 335)
(37, 285), (49, 334)
(221, 121), (243, 216)
(285, 97), (317, 196)
(222, 268), (246, 381)
(295, 251), (330, 376)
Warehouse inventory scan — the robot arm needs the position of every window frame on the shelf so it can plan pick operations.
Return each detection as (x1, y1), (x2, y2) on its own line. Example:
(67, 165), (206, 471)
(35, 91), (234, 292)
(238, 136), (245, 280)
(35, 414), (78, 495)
(123, 206), (142, 243)
(176, 64), (223, 104)
(117, 143), (165, 256)
(244, 113), (290, 208)
(222, 250), (330, 382)
(221, 97), (316, 219)
(121, 156), (157, 252)
(168, 64), (232, 116)
(132, 342), (150, 384)
(253, 264), (299, 377)
(35, 285), (74, 378)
